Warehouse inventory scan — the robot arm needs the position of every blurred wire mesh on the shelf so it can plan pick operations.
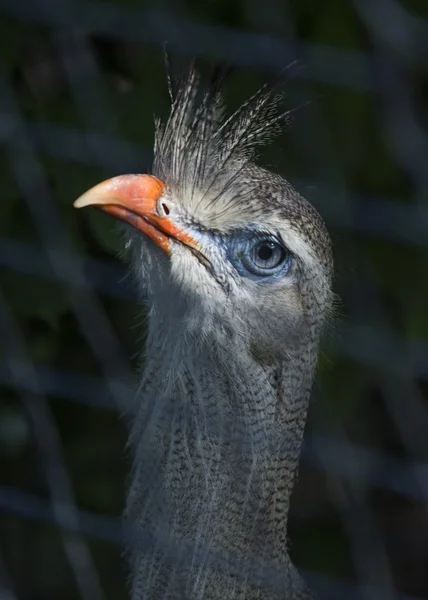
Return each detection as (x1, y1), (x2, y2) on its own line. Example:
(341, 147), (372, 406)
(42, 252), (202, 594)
(0, 0), (427, 599)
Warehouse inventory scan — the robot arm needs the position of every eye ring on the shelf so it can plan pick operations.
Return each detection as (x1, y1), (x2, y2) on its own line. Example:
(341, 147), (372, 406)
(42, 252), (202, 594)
(252, 241), (284, 269)
(227, 232), (292, 279)
(240, 239), (291, 277)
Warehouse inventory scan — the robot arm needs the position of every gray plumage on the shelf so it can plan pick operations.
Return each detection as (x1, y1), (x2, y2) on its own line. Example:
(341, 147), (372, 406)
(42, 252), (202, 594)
(125, 66), (333, 600)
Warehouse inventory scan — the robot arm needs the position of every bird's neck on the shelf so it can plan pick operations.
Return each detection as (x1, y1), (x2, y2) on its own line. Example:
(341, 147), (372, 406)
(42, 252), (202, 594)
(127, 320), (317, 598)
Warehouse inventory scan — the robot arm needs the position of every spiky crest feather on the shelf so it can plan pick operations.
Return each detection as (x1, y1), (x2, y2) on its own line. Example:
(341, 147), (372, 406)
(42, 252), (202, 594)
(152, 63), (296, 205)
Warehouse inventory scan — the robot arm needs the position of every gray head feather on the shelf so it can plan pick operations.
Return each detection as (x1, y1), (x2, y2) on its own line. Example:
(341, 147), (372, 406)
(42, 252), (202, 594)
(153, 65), (290, 206)
(125, 64), (333, 600)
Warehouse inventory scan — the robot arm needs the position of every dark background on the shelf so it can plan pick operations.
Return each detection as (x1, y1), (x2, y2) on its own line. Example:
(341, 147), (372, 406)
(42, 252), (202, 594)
(0, 0), (428, 599)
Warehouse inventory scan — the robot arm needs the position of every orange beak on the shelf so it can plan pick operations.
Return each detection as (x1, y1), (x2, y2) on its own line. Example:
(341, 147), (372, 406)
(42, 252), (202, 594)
(73, 174), (197, 255)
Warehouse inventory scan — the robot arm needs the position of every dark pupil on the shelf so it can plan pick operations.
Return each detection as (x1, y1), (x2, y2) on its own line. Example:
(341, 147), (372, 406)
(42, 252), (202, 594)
(257, 243), (274, 261)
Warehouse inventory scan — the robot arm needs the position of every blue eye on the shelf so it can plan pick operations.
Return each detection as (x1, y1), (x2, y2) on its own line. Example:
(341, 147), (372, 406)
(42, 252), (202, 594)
(230, 236), (292, 278)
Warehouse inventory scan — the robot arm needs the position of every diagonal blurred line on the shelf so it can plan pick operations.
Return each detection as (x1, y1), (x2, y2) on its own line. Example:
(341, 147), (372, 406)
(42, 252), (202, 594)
(352, 257), (428, 503)
(353, 0), (428, 62)
(334, 323), (428, 380)
(53, 22), (129, 174)
(0, 486), (126, 545)
(0, 114), (149, 171)
(0, 291), (106, 600)
(2, 236), (428, 380)
(306, 570), (423, 600)
(353, 0), (428, 199)
(1, 116), (427, 246)
(305, 186), (428, 249)
(379, 377), (428, 461)
(1, 356), (428, 504)
(0, 236), (132, 300)
(0, 486), (424, 600)
(378, 376), (428, 505)
(320, 238), (428, 596)
(0, 548), (18, 600)
(0, 0), (374, 90)
(379, 63), (428, 196)
(0, 486), (330, 596)
(304, 434), (428, 504)
(309, 423), (396, 600)
(0, 361), (129, 410)
(0, 3), (425, 593)
(0, 64), (134, 412)
(325, 489), (395, 600)
(55, 28), (120, 137)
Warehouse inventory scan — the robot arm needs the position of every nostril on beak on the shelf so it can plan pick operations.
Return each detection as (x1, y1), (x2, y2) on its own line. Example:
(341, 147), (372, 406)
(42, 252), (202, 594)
(157, 197), (172, 217)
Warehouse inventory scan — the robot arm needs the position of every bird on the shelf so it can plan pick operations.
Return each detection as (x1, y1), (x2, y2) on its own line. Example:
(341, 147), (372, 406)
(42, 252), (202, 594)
(74, 64), (333, 600)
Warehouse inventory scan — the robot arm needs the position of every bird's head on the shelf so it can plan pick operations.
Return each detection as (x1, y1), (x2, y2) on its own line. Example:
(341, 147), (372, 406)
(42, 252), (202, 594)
(75, 67), (333, 363)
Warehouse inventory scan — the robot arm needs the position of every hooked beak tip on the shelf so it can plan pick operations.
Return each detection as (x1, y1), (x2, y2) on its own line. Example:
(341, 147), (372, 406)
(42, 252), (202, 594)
(72, 174), (196, 257)
(73, 174), (165, 210)
(73, 192), (101, 209)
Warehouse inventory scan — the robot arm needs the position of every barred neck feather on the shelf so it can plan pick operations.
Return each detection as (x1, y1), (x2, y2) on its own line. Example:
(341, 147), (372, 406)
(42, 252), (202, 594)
(122, 63), (332, 600)
(126, 311), (316, 600)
